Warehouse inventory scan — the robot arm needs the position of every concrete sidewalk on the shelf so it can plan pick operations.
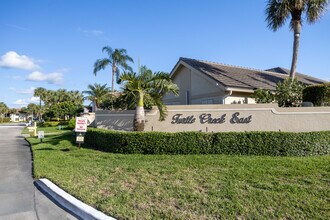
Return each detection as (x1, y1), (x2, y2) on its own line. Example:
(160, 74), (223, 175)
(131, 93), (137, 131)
(0, 125), (77, 220)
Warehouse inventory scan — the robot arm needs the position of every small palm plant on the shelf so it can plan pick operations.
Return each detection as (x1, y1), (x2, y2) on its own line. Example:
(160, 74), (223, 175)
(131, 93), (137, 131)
(120, 66), (179, 131)
(83, 83), (111, 112)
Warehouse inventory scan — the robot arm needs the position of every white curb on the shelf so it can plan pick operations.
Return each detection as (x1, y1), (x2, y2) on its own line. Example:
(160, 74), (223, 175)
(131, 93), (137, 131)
(35, 178), (115, 220)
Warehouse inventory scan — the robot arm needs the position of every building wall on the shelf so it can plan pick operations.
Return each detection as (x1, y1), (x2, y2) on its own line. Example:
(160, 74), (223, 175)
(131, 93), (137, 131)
(95, 110), (135, 131)
(163, 65), (257, 105)
(225, 92), (256, 104)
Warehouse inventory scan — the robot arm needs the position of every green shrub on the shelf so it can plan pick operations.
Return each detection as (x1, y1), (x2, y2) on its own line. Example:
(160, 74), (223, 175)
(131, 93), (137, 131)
(252, 88), (274, 103)
(275, 78), (305, 107)
(0, 117), (11, 123)
(303, 83), (330, 106)
(41, 121), (68, 127)
(68, 118), (76, 129)
(84, 128), (330, 156)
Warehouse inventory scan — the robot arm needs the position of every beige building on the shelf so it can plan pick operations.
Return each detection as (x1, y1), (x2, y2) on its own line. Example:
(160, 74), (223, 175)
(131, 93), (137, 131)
(163, 57), (326, 105)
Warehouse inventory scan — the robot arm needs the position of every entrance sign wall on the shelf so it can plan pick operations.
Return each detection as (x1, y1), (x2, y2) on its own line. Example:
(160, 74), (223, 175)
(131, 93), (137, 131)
(95, 104), (330, 132)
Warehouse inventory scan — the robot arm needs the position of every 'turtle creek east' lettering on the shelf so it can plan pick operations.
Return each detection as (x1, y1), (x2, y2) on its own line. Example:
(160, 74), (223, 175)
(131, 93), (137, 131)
(171, 112), (252, 124)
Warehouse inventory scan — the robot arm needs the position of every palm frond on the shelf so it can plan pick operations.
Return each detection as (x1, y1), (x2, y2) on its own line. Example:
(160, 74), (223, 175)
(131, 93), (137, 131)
(306, 0), (329, 23)
(150, 92), (167, 121)
(93, 58), (110, 75)
(102, 46), (114, 57)
(266, 0), (290, 31)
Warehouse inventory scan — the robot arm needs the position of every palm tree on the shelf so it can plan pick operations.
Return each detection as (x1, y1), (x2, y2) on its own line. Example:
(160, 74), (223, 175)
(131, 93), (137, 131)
(120, 66), (179, 131)
(266, 0), (329, 80)
(93, 46), (134, 92)
(34, 87), (46, 121)
(83, 83), (111, 112)
(0, 102), (9, 123)
(26, 103), (39, 120)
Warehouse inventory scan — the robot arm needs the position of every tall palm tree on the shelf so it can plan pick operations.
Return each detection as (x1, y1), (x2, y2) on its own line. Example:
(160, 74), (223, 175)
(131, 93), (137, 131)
(93, 46), (134, 92)
(34, 87), (46, 121)
(83, 83), (111, 112)
(120, 66), (179, 131)
(0, 102), (9, 123)
(266, 0), (329, 80)
(26, 103), (39, 120)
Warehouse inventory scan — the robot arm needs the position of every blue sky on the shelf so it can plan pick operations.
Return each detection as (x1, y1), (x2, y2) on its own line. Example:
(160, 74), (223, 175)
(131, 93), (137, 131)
(0, 0), (329, 108)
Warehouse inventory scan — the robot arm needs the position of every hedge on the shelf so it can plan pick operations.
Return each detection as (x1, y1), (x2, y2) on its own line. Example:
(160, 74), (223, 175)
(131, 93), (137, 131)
(40, 121), (68, 127)
(303, 83), (330, 106)
(0, 118), (11, 123)
(84, 128), (330, 156)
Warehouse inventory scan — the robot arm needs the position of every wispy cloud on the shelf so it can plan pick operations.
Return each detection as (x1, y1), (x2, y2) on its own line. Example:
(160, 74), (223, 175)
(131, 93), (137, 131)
(13, 96), (39, 107)
(5, 23), (31, 31)
(26, 71), (63, 85)
(13, 99), (28, 105)
(16, 86), (36, 94)
(77, 28), (104, 37)
(0, 51), (40, 70)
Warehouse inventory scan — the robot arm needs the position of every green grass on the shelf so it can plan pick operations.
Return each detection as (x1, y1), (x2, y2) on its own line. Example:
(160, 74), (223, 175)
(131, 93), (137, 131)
(28, 132), (330, 219)
(22, 126), (71, 134)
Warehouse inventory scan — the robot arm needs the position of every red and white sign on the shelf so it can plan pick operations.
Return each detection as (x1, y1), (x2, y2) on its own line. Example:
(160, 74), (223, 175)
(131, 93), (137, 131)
(75, 117), (88, 132)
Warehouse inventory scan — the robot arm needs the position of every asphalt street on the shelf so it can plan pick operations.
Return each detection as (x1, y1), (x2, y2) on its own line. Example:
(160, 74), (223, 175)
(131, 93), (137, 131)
(0, 124), (77, 220)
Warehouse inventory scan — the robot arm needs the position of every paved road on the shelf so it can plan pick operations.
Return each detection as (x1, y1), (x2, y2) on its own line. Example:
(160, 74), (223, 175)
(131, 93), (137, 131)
(0, 124), (77, 220)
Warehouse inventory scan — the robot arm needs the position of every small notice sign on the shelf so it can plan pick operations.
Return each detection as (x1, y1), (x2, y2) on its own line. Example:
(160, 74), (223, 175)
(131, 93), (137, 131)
(38, 131), (44, 139)
(76, 136), (84, 143)
(75, 117), (88, 132)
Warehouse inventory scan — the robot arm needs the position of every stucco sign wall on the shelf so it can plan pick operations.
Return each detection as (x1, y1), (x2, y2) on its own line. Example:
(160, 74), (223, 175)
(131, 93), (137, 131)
(95, 104), (330, 132)
(143, 104), (330, 132)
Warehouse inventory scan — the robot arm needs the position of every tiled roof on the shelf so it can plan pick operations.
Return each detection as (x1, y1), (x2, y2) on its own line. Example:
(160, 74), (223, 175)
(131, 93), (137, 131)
(177, 57), (326, 91)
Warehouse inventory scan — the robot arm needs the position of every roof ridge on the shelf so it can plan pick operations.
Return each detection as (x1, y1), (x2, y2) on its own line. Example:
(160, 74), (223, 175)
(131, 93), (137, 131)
(180, 57), (291, 77)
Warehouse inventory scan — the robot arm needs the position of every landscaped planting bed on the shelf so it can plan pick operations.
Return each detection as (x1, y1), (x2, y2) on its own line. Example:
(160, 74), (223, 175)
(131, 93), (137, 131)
(28, 131), (330, 219)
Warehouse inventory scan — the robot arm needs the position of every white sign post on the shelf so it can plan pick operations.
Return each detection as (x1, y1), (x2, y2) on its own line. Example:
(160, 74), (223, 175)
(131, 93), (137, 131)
(75, 117), (88, 149)
(38, 131), (44, 142)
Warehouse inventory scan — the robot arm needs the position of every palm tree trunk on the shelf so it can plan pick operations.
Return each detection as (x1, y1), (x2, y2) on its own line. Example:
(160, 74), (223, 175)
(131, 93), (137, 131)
(289, 20), (301, 80)
(39, 97), (42, 121)
(112, 64), (116, 92)
(133, 91), (145, 131)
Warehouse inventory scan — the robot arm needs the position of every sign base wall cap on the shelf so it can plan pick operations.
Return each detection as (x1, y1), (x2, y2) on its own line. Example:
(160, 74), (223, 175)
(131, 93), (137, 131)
(35, 178), (115, 220)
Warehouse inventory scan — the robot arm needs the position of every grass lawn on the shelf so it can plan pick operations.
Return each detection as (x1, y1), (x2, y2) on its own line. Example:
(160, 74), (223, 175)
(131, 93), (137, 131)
(22, 126), (71, 135)
(28, 132), (330, 219)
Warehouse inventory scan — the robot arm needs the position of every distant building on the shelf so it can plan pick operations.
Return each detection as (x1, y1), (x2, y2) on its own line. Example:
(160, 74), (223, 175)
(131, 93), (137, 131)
(10, 113), (27, 122)
(163, 57), (326, 105)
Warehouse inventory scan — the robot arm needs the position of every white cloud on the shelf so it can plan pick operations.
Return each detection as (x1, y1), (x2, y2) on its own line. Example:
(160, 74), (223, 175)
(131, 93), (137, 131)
(5, 23), (31, 31)
(30, 97), (40, 103)
(0, 51), (40, 70)
(77, 28), (104, 37)
(26, 71), (63, 85)
(13, 99), (28, 105)
(13, 96), (39, 107)
(16, 87), (36, 94)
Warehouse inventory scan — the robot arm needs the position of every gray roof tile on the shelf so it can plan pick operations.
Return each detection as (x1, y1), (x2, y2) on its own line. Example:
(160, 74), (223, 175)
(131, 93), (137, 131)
(179, 57), (326, 91)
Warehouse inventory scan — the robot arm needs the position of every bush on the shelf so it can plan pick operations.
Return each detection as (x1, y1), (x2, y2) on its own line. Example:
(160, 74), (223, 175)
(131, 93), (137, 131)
(303, 83), (330, 106)
(275, 78), (305, 107)
(41, 121), (68, 127)
(68, 118), (76, 129)
(0, 118), (11, 123)
(84, 128), (330, 156)
(252, 88), (274, 103)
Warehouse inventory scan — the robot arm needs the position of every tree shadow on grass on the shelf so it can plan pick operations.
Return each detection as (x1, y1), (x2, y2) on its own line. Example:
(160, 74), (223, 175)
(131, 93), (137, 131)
(34, 148), (55, 151)
(32, 132), (76, 150)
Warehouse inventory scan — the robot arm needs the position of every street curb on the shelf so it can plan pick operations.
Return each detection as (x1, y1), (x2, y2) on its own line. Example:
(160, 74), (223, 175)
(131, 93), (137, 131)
(35, 178), (115, 220)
